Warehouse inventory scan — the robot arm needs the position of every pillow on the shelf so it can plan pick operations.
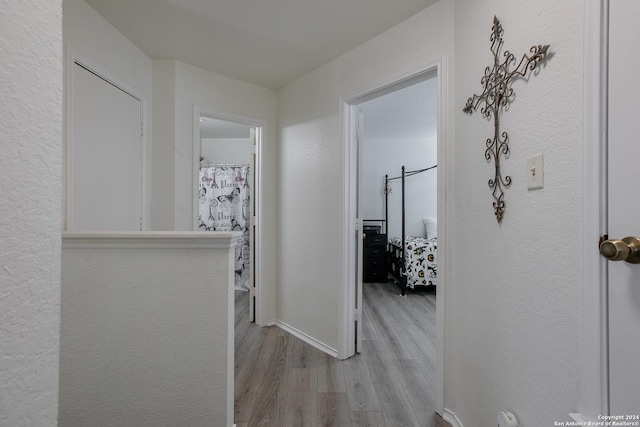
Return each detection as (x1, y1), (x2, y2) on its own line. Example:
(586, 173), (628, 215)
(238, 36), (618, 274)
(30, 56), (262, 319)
(423, 218), (437, 239)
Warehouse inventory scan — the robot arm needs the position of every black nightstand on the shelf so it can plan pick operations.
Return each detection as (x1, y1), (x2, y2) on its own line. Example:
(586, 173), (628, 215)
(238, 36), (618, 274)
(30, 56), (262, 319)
(363, 231), (387, 283)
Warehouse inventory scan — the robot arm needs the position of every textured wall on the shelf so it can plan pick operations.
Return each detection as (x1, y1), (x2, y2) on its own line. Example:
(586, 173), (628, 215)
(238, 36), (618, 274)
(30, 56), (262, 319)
(0, 0), (63, 425)
(150, 60), (176, 231)
(361, 76), (438, 238)
(63, 0), (153, 230)
(172, 60), (277, 232)
(363, 137), (437, 238)
(63, 0), (152, 103)
(59, 233), (237, 427)
(171, 60), (278, 324)
(200, 138), (251, 165)
(277, 0), (455, 351)
(451, 1), (583, 425)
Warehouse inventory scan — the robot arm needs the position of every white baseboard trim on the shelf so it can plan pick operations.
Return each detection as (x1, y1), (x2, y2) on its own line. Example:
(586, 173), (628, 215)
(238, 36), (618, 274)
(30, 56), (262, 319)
(272, 320), (338, 358)
(443, 408), (464, 427)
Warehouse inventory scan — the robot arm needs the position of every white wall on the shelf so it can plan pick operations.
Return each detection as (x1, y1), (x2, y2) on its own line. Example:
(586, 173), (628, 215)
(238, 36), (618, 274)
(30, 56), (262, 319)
(0, 1), (62, 425)
(361, 76), (438, 238)
(151, 60), (176, 231)
(201, 138), (251, 165)
(277, 0), (454, 351)
(63, 0), (153, 230)
(63, 0), (152, 100)
(50, 1), (586, 423)
(59, 232), (238, 427)
(150, 60), (278, 323)
(64, 2), (279, 323)
(363, 137), (437, 238)
(172, 61), (277, 231)
(450, 1), (583, 425)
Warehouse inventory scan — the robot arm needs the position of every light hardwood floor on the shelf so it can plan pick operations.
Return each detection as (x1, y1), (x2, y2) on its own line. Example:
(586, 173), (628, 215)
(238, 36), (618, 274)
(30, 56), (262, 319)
(234, 280), (450, 427)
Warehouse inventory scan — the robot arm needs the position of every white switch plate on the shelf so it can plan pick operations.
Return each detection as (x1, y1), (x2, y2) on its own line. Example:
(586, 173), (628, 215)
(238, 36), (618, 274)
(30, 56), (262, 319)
(527, 153), (544, 190)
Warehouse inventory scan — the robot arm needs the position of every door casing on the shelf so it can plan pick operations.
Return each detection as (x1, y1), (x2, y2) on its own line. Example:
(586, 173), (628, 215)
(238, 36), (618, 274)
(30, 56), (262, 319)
(192, 106), (266, 326)
(339, 56), (448, 415)
(578, 0), (610, 421)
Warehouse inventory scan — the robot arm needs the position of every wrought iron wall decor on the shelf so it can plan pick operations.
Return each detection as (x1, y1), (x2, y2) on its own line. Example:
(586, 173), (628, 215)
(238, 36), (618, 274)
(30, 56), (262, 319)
(463, 16), (550, 223)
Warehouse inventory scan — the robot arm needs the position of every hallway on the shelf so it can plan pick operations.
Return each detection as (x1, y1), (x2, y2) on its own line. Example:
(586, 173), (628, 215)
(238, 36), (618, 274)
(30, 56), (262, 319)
(234, 282), (448, 426)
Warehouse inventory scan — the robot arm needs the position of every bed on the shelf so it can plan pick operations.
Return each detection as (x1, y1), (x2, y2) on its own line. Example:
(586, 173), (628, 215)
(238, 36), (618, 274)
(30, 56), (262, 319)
(385, 165), (438, 295)
(388, 235), (437, 289)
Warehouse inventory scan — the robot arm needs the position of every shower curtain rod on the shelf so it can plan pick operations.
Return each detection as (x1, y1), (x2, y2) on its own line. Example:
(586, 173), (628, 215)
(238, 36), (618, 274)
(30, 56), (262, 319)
(201, 162), (250, 168)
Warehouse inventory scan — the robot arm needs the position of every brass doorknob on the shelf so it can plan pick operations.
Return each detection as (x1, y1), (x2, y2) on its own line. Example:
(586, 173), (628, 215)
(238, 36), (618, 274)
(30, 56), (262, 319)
(600, 236), (640, 264)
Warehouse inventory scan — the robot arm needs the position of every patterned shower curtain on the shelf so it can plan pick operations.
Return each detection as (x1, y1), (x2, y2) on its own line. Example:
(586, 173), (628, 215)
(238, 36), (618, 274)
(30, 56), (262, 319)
(199, 165), (250, 290)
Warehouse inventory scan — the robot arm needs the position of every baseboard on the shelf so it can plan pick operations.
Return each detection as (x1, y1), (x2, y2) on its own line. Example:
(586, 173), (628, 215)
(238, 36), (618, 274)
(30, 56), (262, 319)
(443, 408), (464, 427)
(272, 320), (339, 358)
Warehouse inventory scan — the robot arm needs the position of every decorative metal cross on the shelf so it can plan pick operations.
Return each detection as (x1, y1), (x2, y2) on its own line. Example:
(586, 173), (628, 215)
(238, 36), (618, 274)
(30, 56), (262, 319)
(463, 16), (549, 223)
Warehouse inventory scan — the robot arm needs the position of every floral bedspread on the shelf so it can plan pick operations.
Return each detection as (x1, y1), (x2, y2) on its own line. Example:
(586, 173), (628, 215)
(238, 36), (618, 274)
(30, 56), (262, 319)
(389, 236), (437, 288)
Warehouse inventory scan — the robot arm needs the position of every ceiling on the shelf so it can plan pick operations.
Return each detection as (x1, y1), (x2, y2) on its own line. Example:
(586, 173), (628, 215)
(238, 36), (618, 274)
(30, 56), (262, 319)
(83, 0), (438, 90)
(361, 76), (437, 140)
(200, 117), (251, 139)
(199, 75), (437, 140)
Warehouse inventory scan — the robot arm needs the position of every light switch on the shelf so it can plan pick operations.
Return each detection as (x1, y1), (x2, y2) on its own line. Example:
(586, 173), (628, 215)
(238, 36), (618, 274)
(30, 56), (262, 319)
(527, 153), (544, 190)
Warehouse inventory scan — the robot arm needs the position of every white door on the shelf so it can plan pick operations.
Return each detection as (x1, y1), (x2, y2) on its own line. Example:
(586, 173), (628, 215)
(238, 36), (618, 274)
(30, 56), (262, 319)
(355, 108), (364, 353)
(249, 128), (257, 322)
(69, 62), (143, 230)
(605, 0), (640, 413)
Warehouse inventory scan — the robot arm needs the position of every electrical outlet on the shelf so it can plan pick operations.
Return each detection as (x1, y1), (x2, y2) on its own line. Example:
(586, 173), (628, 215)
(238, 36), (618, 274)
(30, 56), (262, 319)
(498, 411), (519, 427)
(527, 153), (544, 190)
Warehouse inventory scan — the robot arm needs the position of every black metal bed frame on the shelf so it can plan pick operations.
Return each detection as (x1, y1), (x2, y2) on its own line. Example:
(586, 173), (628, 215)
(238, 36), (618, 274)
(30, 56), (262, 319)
(385, 164), (437, 295)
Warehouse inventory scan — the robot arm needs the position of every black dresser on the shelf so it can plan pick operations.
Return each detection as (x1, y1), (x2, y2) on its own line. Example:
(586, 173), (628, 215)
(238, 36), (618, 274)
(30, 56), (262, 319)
(363, 229), (387, 283)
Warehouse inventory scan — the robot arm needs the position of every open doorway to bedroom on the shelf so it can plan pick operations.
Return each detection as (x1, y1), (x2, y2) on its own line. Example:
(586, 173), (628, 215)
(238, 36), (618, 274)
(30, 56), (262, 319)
(342, 60), (446, 416)
(361, 75), (438, 293)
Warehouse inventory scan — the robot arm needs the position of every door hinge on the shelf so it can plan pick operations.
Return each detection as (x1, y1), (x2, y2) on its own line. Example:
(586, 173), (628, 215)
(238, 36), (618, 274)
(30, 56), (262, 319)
(355, 218), (363, 231)
(140, 123), (144, 137)
(355, 125), (363, 141)
(354, 308), (362, 322)
(249, 287), (256, 297)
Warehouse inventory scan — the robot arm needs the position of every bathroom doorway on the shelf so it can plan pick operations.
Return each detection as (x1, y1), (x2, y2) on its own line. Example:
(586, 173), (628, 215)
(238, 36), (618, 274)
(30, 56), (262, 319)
(193, 107), (264, 322)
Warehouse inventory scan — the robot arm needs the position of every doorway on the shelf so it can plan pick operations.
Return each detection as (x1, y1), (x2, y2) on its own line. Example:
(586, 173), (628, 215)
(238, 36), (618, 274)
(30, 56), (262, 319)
(341, 59), (447, 414)
(193, 107), (264, 323)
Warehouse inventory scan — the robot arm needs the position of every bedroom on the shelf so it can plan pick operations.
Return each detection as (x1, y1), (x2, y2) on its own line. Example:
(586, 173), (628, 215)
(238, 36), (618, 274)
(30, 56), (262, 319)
(358, 72), (439, 396)
(361, 74), (438, 295)
(361, 73), (438, 293)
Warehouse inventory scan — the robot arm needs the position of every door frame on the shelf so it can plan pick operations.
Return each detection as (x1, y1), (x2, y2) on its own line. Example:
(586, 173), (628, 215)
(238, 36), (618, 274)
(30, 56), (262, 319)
(192, 106), (267, 325)
(65, 47), (149, 231)
(339, 56), (448, 414)
(577, 0), (609, 421)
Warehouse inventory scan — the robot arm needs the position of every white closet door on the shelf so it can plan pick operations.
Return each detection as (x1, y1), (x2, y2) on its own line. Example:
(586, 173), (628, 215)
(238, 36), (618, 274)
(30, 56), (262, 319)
(69, 63), (143, 231)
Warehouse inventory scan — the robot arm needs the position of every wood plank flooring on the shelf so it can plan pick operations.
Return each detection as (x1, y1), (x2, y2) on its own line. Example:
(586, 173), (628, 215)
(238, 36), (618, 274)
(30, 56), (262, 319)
(234, 280), (450, 427)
